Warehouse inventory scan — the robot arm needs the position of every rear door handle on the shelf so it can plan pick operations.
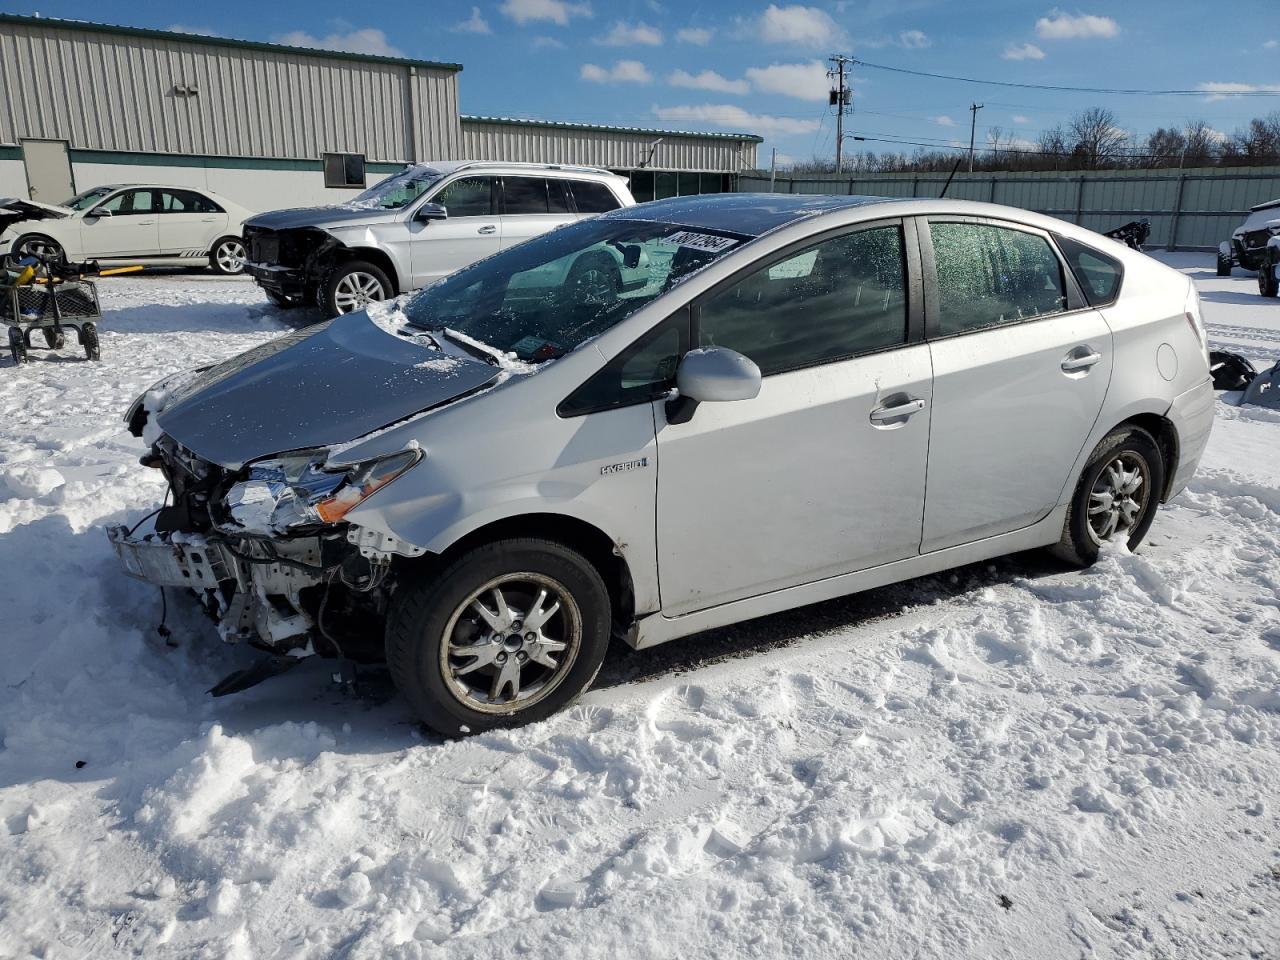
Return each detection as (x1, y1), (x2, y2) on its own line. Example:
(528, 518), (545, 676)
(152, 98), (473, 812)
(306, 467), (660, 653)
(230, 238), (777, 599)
(1061, 350), (1103, 372)
(869, 397), (926, 423)
(478, 225), (497, 235)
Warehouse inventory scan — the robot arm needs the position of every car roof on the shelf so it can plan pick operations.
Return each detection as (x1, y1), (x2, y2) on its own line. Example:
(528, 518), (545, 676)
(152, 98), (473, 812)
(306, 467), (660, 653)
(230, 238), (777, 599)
(601, 193), (893, 237)
(413, 160), (625, 180)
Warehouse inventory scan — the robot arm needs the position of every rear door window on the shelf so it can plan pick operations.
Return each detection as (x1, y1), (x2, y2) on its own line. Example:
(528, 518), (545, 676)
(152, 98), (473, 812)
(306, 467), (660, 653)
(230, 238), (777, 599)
(571, 181), (622, 213)
(928, 222), (1068, 337)
(503, 177), (551, 214)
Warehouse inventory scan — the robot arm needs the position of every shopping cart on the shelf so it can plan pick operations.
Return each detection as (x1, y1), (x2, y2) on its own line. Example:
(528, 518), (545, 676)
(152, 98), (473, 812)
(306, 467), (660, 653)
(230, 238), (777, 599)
(2, 254), (132, 364)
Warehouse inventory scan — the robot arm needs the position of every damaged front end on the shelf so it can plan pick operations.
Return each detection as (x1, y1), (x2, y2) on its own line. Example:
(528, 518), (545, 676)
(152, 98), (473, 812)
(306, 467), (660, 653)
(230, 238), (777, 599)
(243, 225), (340, 304)
(108, 428), (424, 678)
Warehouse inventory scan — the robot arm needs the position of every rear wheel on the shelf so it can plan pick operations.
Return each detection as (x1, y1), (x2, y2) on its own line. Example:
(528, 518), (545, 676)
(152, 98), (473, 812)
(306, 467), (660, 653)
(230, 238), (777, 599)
(386, 538), (611, 737)
(79, 322), (100, 361)
(1216, 252), (1232, 277)
(41, 326), (65, 350)
(1260, 262), (1279, 298)
(209, 236), (247, 275)
(1052, 425), (1165, 566)
(8, 327), (28, 364)
(324, 261), (392, 317)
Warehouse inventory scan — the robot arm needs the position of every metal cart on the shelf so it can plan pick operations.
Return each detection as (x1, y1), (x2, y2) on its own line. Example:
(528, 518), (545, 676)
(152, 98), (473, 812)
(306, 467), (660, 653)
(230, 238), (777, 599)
(3, 257), (103, 364)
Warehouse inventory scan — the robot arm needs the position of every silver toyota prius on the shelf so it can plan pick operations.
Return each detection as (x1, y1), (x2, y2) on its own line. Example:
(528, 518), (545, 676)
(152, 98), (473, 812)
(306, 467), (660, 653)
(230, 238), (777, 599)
(108, 194), (1215, 735)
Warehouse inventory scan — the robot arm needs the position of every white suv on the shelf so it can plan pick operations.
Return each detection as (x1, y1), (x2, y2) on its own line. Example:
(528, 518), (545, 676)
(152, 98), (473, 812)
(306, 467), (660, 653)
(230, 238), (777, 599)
(242, 161), (636, 316)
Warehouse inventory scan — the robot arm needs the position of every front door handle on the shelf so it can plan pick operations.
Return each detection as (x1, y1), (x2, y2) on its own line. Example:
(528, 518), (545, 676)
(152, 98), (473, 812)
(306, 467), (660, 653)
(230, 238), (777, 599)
(477, 225), (497, 235)
(1061, 350), (1103, 372)
(869, 397), (926, 424)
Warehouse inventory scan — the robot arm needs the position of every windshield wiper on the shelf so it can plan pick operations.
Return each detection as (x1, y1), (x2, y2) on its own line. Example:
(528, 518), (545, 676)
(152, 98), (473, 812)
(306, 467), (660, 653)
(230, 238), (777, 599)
(431, 327), (500, 365)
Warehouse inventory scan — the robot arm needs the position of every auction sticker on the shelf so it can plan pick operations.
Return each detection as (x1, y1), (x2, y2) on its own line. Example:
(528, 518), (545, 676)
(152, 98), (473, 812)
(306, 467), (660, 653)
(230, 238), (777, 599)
(665, 231), (740, 253)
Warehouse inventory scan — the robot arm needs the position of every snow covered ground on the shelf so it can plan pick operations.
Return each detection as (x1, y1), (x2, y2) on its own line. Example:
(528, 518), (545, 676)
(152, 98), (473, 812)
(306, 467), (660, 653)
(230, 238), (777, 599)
(1, 254), (1279, 959)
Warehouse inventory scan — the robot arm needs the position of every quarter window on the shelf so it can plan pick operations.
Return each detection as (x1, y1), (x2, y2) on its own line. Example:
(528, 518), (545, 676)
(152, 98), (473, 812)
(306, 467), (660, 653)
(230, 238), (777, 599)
(323, 153), (366, 189)
(695, 225), (909, 376)
(929, 222), (1068, 336)
(435, 176), (495, 217)
(559, 311), (689, 416)
(571, 180), (622, 213)
(1055, 234), (1123, 304)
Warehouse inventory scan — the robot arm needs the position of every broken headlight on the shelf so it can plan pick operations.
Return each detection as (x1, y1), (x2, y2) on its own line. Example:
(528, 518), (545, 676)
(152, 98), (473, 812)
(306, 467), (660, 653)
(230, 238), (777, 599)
(223, 447), (421, 534)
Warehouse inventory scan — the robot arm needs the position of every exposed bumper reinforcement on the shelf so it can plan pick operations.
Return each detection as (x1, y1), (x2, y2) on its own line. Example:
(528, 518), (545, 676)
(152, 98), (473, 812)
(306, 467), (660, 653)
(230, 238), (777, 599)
(106, 520), (238, 590)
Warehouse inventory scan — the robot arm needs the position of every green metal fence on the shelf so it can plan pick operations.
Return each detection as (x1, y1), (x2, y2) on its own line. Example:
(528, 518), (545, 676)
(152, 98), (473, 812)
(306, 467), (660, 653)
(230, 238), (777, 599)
(738, 166), (1280, 251)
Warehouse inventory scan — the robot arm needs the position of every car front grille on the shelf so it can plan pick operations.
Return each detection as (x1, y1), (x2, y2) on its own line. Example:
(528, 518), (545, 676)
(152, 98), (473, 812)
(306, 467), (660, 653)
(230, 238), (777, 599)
(248, 232), (281, 264)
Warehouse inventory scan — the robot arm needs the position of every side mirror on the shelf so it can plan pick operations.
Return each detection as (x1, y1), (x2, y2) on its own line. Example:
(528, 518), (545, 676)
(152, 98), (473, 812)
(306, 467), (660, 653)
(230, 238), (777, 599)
(88, 207), (113, 218)
(415, 202), (447, 222)
(619, 243), (642, 269)
(667, 347), (760, 424)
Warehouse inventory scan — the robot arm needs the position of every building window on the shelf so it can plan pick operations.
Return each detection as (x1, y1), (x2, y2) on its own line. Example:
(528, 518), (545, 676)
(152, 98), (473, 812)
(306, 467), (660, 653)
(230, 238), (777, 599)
(323, 153), (366, 189)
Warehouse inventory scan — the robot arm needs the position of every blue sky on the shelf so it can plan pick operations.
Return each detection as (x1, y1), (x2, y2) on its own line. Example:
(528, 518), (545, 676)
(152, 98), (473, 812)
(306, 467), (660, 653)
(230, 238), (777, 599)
(7, 0), (1280, 166)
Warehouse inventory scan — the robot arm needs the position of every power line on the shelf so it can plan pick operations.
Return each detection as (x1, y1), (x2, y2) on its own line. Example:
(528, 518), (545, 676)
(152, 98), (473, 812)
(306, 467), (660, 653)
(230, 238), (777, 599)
(851, 57), (1280, 98)
(841, 131), (1249, 162)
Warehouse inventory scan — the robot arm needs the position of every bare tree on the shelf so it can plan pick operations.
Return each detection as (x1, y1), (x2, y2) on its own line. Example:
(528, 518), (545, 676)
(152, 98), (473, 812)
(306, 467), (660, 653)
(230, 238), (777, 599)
(1067, 107), (1128, 169)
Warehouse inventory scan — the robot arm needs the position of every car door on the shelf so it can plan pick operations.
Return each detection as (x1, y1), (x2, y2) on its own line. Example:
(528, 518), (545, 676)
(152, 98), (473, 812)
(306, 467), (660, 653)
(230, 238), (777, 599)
(408, 175), (500, 288)
(499, 176), (577, 249)
(653, 220), (933, 616)
(156, 189), (228, 256)
(919, 217), (1113, 553)
(80, 188), (160, 258)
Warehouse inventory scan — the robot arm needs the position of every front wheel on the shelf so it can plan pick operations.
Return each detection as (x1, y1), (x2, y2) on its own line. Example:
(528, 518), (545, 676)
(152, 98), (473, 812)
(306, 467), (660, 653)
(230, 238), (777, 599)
(10, 234), (64, 265)
(1216, 252), (1232, 277)
(210, 236), (247, 275)
(386, 538), (612, 737)
(1052, 425), (1165, 566)
(324, 260), (392, 317)
(8, 327), (27, 364)
(79, 322), (100, 361)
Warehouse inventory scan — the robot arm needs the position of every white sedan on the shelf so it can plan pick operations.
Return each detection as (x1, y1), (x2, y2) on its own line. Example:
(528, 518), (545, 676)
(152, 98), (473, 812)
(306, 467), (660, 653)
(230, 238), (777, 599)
(0, 184), (253, 274)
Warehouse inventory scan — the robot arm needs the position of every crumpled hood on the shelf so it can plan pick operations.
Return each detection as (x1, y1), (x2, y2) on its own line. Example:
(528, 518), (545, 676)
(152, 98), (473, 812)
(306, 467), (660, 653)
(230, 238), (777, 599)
(244, 204), (401, 232)
(0, 197), (69, 232)
(156, 313), (500, 467)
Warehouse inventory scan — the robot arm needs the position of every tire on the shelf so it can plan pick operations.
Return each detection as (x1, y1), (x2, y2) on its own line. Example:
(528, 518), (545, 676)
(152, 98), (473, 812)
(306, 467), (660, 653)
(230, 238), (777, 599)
(1216, 252), (1232, 277)
(386, 538), (612, 737)
(1051, 425), (1166, 566)
(323, 260), (392, 317)
(41, 326), (65, 350)
(209, 236), (247, 275)
(8, 327), (27, 364)
(1260, 263), (1279, 298)
(565, 253), (621, 307)
(10, 234), (64, 265)
(79, 322), (100, 361)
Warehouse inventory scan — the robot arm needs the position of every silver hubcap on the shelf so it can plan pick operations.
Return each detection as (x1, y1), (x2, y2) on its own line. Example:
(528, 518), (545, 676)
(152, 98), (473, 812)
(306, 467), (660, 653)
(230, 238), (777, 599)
(333, 271), (386, 313)
(216, 240), (246, 272)
(440, 573), (581, 714)
(21, 239), (59, 261)
(1087, 451), (1149, 545)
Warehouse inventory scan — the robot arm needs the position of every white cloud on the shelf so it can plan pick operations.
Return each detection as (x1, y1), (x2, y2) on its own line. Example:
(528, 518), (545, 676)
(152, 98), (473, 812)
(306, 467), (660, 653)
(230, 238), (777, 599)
(1002, 41), (1045, 60)
(499, 0), (592, 26)
(274, 28), (402, 57)
(753, 4), (845, 47)
(596, 21), (663, 46)
(654, 103), (819, 136)
(899, 29), (930, 48)
(580, 60), (652, 84)
(744, 60), (830, 101)
(1034, 12), (1118, 40)
(1198, 81), (1280, 101)
(1265, 39), (1278, 49)
(452, 7), (492, 34)
(933, 115), (955, 127)
(677, 27), (714, 45)
(166, 24), (223, 37)
(532, 35), (566, 49)
(1012, 114), (1030, 124)
(669, 69), (749, 94)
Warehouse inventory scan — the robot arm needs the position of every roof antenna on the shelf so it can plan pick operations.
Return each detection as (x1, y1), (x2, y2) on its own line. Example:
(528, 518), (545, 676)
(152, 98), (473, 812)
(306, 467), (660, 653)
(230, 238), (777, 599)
(938, 157), (963, 198)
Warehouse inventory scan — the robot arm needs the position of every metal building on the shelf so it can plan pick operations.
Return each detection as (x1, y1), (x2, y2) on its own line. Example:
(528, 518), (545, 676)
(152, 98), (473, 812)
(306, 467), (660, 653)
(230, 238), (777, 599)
(0, 14), (760, 213)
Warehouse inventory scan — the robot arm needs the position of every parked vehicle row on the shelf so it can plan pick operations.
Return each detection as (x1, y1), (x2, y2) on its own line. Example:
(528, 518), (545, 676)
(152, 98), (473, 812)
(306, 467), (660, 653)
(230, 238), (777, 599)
(108, 194), (1214, 736)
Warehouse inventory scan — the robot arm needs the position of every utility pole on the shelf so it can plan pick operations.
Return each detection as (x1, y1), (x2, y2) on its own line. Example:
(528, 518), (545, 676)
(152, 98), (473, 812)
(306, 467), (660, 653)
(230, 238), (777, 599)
(828, 55), (853, 174)
(769, 147), (777, 192)
(967, 102), (984, 173)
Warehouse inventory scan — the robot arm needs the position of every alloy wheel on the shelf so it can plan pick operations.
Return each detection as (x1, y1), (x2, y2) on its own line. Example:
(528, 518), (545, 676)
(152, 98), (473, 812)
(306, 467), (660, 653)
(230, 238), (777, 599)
(1086, 451), (1150, 545)
(18, 238), (61, 262)
(216, 239), (247, 273)
(439, 572), (582, 714)
(332, 271), (387, 313)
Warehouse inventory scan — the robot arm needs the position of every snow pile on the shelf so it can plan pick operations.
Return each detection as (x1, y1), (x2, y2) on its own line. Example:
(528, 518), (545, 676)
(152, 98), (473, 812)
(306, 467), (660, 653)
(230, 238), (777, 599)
(0, 260), (1279, 957)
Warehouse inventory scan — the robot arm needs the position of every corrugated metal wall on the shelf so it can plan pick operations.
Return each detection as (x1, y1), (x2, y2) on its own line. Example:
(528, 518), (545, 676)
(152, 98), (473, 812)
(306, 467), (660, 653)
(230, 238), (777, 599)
(0, 19), (461, 162)
(461, 119), (758, 173)
(740, 167), (1280, 250)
